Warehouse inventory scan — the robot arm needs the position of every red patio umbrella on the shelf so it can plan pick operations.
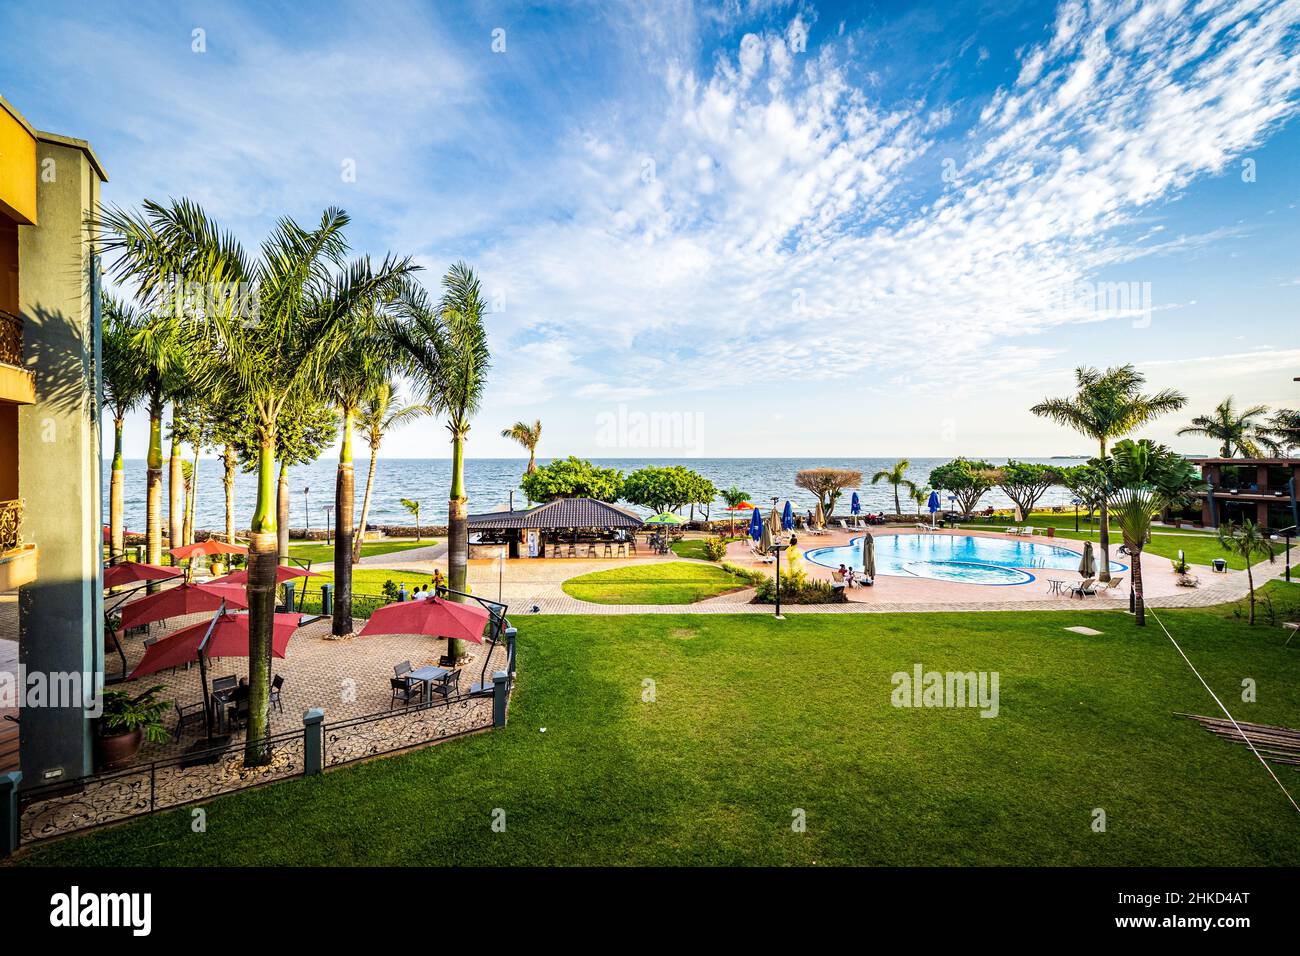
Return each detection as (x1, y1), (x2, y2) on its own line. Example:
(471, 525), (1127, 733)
(129, 611), (299, 679)
(359, 595), (489, 644)
(120, 581), (250, 631)
(168, 539), (249, 561)
(213, 566), (320, 585)
(103, 562), (183, 589)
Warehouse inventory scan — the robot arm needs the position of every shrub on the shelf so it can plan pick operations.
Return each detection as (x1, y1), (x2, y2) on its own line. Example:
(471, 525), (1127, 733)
(702, 537), (728, 561)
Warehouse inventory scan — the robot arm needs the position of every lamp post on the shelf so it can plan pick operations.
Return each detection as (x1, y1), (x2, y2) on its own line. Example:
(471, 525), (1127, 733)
(323, 504), (334, 546)
(1071, 497), (1081, 533)
(771, 534), (797, 620)
(303, 486), (311, 537)
(1274, 526), (1295, 583)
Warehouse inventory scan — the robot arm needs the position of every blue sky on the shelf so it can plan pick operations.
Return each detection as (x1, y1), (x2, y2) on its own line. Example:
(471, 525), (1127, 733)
(2, 0), (1298, 459)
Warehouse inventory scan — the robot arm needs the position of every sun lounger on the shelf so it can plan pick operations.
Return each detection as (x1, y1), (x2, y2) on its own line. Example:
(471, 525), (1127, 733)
(1070, 577), (1097, 598)
(830, 571), (847, 593)
(1094, 576), (1123, 594)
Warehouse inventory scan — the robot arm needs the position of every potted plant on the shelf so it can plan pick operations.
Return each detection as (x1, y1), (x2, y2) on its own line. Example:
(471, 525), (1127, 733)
(95, 685), (172, 770)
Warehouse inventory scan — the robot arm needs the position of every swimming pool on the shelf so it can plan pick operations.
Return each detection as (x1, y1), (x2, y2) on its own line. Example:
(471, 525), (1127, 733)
(804, 534), (1126, 586)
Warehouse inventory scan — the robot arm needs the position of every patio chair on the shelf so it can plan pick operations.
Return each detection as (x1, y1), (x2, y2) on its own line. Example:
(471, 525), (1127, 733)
(393, 661), (413, 679)
(226, 696), (251, 731)
(1071, 577), (1097, 598)
(270, 673), (285, 714)
(830, 571), (847, 594)
(429, 668), (461, 705)
(212, 675), (237, 694)
(173, 699), (207, 740)
(1094, 576), (1124, 595)
(390, 676), (423, 709)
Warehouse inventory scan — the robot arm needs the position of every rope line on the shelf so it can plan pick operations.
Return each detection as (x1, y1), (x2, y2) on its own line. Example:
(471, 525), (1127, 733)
(1145, 603), (1300, 816)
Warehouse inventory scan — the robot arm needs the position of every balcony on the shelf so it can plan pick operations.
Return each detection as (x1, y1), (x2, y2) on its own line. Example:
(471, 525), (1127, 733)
(0, 498), (36, 591)
(0, 309), (34, 405)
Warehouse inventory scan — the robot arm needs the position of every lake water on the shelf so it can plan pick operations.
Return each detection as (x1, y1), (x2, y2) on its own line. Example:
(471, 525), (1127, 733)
(103, 456), (1085, 533)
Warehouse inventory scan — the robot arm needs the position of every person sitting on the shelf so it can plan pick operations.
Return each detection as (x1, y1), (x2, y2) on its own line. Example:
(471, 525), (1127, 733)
(845, 567), (858, 587)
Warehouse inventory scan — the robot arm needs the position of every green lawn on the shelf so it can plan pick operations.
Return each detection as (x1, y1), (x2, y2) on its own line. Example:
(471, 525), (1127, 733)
(287, 539), (434, 565)
(22, 582), (1300, 866)
(669, 536), (742, 560)
(562, 561), (750, 604)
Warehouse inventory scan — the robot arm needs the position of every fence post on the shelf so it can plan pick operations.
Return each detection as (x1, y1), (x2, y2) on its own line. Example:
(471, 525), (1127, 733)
(321, 583), (334, 615)
(492, 671), (510, 728)
(303, 708), (325, 775)
(282, 580), (295, 613)
(504, 626), (517, 676)
(1, 771), (20, 858)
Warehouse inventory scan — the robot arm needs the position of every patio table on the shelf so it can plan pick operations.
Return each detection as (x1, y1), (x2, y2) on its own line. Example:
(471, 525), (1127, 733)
(1046, 579), (1069, 596)
(406, 665), (448, 700)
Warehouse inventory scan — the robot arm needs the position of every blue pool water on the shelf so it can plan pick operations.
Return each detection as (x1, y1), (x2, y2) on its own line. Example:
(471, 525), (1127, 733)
(805, 534), (1126, 586)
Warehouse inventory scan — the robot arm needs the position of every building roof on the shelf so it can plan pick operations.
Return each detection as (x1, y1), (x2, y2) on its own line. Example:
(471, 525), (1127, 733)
(1191, 458), (1298, 466)
(467, 498), (644, 530)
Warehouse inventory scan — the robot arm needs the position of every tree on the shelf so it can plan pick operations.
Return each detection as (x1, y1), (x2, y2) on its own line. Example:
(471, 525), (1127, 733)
(1107, 439), (1204, 626)
(521, 456), (623, 503)
(1266, 408), (1299, 456)
(354, 380), (433, 561)
(401, 498), (422, 541)
(502, 420), (542, 473)
(1177, 397), (1279, 458)
(622, 465), (714, 515)
(719, 486), (751, 533)
(870, 459), (914, 516)
(1217, 521), (1276, 625)
(909, 484), (932, 515)
(1031, 364), (1186, 582)
(988, 461), (1061, 518)
(794, 468), (861, 519)
(928, 458), (996, 516)
(100, 198), (415, 764)
(389, 263), (491, 662)
(1060, 462), (1110, 524)
(101, 295), (146, 562)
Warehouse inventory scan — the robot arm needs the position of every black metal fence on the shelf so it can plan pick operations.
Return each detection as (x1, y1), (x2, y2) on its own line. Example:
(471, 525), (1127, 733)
(323, 690), (495, 768)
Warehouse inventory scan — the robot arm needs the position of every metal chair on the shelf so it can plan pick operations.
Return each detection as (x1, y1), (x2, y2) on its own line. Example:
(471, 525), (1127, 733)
(390, 676), (422, 709)
(270, 674), (285, 714)
(429, 669), (461, 705)
(173, 699), (206, 740)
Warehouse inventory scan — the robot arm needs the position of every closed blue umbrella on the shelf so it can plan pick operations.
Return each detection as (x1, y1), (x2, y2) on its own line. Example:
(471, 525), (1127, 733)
(781, 500), (794, 531)
(851, 492), (861, 515)
(749, 507), (763, 542)
(927, 490), (940, 528)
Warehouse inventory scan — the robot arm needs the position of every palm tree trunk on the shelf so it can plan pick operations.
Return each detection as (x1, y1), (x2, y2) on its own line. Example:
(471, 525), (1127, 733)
(110, 417), (125, 562)
(276, 462), (289, 565)
(1097, 438), (1111, 582)
(446, 427), (469, 661)
(223, 447), (237, 545)
(333, 407), (355, 637)
(1131, 550), (1145, 627)
(1246, 563), (1256, 624)
(168, 418), (184, 549)
(245, 437), (277, 766)
(893, 485), (901, 516)
(352, 444), (378, 563)
(184, 445), (199, 544)
(146, 407), (164, 570)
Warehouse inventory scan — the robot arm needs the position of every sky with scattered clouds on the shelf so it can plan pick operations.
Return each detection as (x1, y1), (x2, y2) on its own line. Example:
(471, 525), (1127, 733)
(2, 0), (1298, 460)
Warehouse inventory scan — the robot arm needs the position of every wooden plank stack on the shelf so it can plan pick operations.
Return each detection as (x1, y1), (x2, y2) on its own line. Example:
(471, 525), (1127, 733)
(1178, 713), (1300, 766)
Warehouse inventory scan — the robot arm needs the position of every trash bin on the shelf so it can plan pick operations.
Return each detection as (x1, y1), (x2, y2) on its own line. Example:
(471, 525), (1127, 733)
(1212, 558), (1227, 573)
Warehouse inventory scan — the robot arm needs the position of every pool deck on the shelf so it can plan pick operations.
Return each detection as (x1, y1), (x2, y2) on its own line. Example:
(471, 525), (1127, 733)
(335, 526), (1286, 615)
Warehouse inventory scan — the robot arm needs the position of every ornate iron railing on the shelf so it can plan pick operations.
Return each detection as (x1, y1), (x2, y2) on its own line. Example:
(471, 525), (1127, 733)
(322, 691), (494, 768)
(0, 499), (21, 552)
(0, 309), (20, 368)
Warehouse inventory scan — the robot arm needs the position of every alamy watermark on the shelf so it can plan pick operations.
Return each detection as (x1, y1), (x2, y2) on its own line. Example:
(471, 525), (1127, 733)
(595, 404), (704, 450)
(0, 667), (104, 716)
(891, 663), (999, 718)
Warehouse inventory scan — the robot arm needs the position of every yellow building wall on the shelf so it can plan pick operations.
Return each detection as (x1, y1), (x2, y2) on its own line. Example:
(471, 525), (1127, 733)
(0, 102), (37, 225)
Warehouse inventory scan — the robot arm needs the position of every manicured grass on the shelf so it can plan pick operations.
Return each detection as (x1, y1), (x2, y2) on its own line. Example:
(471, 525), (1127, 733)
(561, 561), (750, 605)
(22, 583), (1300, 866)
(669, 536), (742, 560)
(287, 539), (434, 564)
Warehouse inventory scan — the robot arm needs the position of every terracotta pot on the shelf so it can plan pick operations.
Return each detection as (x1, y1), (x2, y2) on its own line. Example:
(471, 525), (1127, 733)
(94, 728), (143, 771)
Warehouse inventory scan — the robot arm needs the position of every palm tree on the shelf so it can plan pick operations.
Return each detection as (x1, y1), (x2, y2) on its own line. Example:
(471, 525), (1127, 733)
(327, 329), (391, 637)
(353, 381), (432, 562)
(1107, 439), (1204, 626)
(720, 486), (750, 534)
(909, 484), (931, 516)
(871, 459), (915, 516)
(1266, 408), (1299, 456)
(101, 296), (145, 563)
(1217, 521), (1276, 624)
(1031, 365), (1186, 582)
(389, 263), (491, 662)
(401, 498), (422, 541)
(128, 312), (188, 569)
(502, 420), (542, 500)
(99, 198), (416, 764)
(1177, 397), (1280, 458)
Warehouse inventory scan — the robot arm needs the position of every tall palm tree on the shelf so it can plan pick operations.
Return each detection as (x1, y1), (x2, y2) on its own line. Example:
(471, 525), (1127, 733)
(389, 263), (491, 661)
(1267, 408), (1299, 457)
(129, 312), (187, 568)
(101, 296), (146, 563)
(871, 459), (915, 516)
(1177, 397), (1280, 458)
(1031, 365), (1186, 582)
(327, 330), (389, 637)
(502, 420), (542, 478)
(99, 198), (416, 764)
(353, 380), (433, 562)
(1107, 439), (1204, 626)
(1217, 521), (1276, 625)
